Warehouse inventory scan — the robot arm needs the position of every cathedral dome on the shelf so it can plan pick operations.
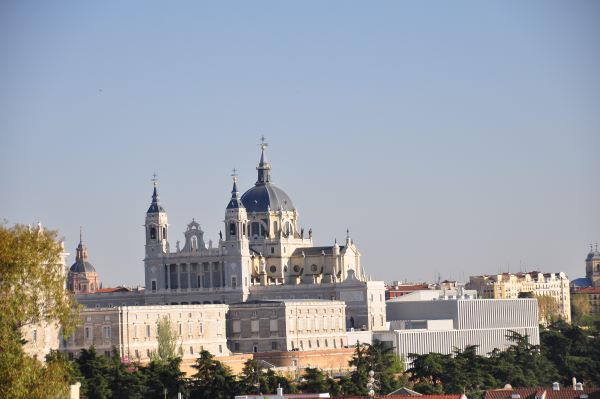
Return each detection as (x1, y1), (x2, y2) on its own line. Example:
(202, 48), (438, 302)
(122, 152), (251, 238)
(587, 249), (600, 261)
(240, 138), (295, 213)
(241, 183), (295, 213)
(70, 258), (96, 273)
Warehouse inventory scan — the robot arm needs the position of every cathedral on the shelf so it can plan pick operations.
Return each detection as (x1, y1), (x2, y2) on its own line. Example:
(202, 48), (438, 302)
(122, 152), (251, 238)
(142, 140), (386, 331)
(74, 140), (386, 332)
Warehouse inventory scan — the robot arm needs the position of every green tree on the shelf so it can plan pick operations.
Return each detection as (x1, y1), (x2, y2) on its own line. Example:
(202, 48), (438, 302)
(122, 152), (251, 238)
(107, 348), (146, 399)
(238, 358), (268, 394)
(76, 347), (112, 399)
(298, 367), (331, 394)
(140, 357), (186, 399)
(0, 223), (79, 398)
(366, 339), (404, 394)
(155, 316), (178, 362)
(263, 368), (297, 394)
(342, 341), (369, 395)
(188, 350), (237, 399)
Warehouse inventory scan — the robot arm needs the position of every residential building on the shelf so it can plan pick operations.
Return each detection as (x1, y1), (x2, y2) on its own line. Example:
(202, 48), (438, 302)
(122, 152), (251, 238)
(467, 271), (571, 322)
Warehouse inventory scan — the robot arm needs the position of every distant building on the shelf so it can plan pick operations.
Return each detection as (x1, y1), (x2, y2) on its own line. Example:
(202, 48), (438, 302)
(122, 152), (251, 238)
(375, 292), (540, 368)
(386, 282), (431, 300)
(571, 244), (600, 318)
(62, 304), (229, 361)
(67, 229), (100, 294)
(467, 271), (571, 322)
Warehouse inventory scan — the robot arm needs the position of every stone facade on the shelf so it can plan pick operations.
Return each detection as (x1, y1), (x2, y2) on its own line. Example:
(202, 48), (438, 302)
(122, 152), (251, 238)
(467, 271), (571, 322)
(227, 300), (347, 354)
(62, 304), (229, 361)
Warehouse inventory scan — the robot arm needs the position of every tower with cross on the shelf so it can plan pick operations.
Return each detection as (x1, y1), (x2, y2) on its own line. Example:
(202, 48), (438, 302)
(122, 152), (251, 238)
(144, 173), (170, 259)
(586, 241), (600, 287)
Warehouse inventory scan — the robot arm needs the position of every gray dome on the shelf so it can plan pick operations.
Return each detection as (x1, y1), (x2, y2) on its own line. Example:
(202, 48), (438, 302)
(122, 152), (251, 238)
(70, 259), (96, 273)
(241, 183), (295, 213)
(587, 250), (600, 261)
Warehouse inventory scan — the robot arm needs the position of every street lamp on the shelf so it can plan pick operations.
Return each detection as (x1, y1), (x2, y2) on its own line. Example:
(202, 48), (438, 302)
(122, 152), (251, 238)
(367, 370), (376, 398)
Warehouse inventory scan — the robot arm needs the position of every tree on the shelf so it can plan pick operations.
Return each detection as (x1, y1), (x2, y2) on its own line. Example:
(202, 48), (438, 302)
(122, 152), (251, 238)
(155, 316), (178, 362)
(298, 367), (331, 394)
(0, 223), (79, 398)
(76, 347), (112, 399)
(141, 357), (186, 399)
(536, 295), (560, 325)
(365, 339), (403, 395)
(571, 293), (590, 325)
(238, 358), (267, 394)
(188, 350), (237, 399)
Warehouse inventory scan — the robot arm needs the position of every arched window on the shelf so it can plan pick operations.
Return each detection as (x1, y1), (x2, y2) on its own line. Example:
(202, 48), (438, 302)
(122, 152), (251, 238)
(150, 227), (156, 240)
(191, 236), (198, 250)
(229, 223), (236, 236)
(162, 227), (167, 239)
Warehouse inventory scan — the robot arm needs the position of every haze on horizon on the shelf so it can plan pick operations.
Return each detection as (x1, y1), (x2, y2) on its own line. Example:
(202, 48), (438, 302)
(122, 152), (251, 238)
(1, 1), (599, 287)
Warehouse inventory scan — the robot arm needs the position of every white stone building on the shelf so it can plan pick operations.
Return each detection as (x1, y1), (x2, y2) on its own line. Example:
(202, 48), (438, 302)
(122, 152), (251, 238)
(62, 304), (229, 361)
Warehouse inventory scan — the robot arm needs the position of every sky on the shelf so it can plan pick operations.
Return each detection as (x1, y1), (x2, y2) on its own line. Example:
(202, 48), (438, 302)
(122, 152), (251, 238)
(1, 1), (599, 287)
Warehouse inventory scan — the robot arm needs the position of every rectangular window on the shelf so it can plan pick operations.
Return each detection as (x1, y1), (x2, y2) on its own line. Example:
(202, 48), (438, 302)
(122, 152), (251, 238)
(103, 326), (111, 339)
(271, 341), (278, 350)
(151, 280), (157, 292)
(146, 325), (151, 337)
(231, 276), (237, 289)
(270, 319), (278, 332)
(85, 326), (92, 340)
(32, 329), (37, 342)
(199, 322), (203, 335)
(233, 320), (241, 333)
(251, 320), (259, 332)
(234, 342), (240, 351)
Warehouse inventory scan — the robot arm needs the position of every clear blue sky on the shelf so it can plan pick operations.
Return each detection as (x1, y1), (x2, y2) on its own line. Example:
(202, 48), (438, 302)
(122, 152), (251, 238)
(1, 1), (598, 286)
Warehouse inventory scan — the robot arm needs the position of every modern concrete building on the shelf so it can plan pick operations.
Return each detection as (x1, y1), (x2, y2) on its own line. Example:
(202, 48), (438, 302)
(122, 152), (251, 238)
(62, 304), (230, 361)
(227, 299), (347, 354)
(375, 292), (540, 367)
(467, 271), (571, 322)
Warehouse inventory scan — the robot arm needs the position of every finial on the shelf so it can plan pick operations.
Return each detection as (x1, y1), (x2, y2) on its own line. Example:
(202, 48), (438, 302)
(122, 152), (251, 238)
(231, 168), (238, 182)
(596, 242), (598, 252)
(259, 135), (268, 150)
(591, 243), (594, 252)
(346, 228), (350, 239)
(151, 172), (158, 187)
(80, 226), (83, 244)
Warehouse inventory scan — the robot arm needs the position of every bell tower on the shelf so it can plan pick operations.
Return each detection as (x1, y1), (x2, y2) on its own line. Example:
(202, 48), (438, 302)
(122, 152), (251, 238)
(145, 174), (169, 257)
(223, 169), (251, 299)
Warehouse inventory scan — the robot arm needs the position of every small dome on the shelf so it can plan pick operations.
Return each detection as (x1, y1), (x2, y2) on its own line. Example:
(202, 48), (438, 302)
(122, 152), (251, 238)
(241, 183), (295, 213)
(70, 259), (96, 273)
(586, 250), (600, 261)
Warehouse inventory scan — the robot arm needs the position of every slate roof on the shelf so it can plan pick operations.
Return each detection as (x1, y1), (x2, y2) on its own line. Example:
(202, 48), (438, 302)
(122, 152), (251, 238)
(291, 246), (345, 257)
(70, 259), (96, 273)
(241, 182), (295, 213)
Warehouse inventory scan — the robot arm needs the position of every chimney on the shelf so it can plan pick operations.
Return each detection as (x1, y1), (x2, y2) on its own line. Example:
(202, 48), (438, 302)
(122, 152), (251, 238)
(573, 377), (577, 390)
(576, 383), (583, 391)
(552, 382), (560, 391)
(277, 384), (283, 397)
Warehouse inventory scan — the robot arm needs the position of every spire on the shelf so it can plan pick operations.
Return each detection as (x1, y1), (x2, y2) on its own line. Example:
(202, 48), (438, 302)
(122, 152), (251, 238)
(256, 136), (272, 184)
(147, 173), (166, 213)
(227, 168), (244, 209)
(76, 226), (88, 262)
